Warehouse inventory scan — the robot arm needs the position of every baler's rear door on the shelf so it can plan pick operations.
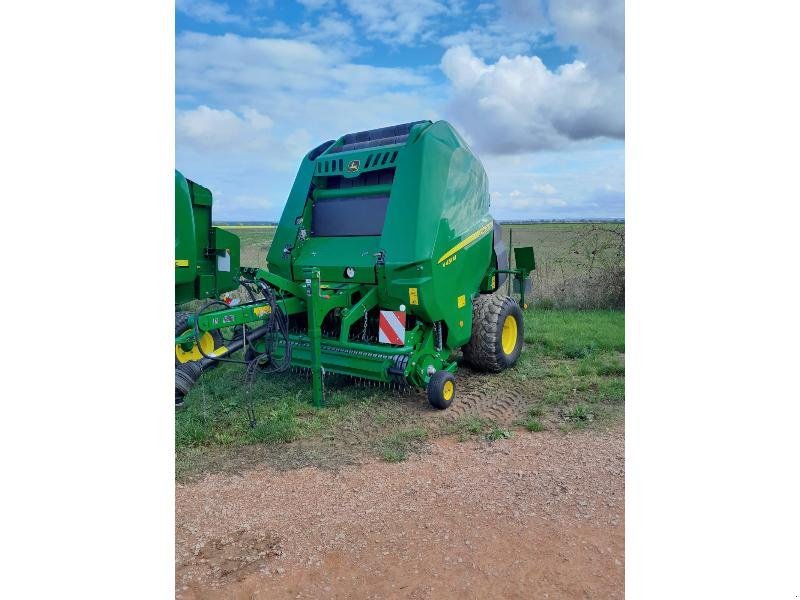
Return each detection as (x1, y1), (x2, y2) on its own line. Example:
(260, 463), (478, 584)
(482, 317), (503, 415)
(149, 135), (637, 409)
(295, 168), (393, 284)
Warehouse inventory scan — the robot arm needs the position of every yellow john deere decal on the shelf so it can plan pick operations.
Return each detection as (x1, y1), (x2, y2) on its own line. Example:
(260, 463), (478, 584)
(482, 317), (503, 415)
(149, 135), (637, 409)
(437, 221), (492, 265)
(254, 305), (272, 317)
(175, 259), (190, 267)
(409, 287), (419, 305)
(457, 294), (466, 308)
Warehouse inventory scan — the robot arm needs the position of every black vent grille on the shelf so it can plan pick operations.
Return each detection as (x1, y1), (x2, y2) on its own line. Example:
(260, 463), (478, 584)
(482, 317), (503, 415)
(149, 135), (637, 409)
(317, 158), (347, 174)
(364, 151), (398, 169)
(324, 167), (395, 189)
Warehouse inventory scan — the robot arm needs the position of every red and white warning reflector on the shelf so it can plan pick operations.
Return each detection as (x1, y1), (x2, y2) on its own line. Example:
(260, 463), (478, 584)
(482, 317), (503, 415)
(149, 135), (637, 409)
(378, 310), (406, 345)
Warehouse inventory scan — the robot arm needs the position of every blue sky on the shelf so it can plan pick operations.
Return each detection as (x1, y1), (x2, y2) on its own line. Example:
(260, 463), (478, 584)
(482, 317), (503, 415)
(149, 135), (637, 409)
(176, 0), (624, 221)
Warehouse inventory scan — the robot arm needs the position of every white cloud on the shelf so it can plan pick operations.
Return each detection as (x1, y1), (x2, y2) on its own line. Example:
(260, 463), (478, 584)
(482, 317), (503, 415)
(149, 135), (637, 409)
(298, 17), (365, 58)
(300, 16), (355, 41)
(177, 32), (428, 101)
(176, 32), (439, 143)
(441, 45), (623, 154)
(496, 0), (549, 31)
(480, 141), (624, 219)
(176, 31), (445, 221)
(491, 191), (568, 212)
(176, 105), (273, 153)
(176, 0), (244, 25)
(175, 1), (624, 221)
(548, 0), (625, 73)
(533, 183), (557, 195)
(437, 0), (624, 155)
(176, 105), (322, 175)
(495, 0), (624, 73)
(439, 26), (537, 60)
(342, 0), (449, 45)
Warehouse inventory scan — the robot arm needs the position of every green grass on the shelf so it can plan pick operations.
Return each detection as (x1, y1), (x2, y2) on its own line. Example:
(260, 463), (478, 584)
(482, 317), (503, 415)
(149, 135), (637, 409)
(523, 418), (545, 432)
(485, 427), (512, 441)
(445, 415), (492, 435)
(598, 378), (625, 402)
(175, 307), (625, 474)
(511, 307), (625, 435)
(524, 309), (625, 357)
(515, 405), (547, 432)
(175, 365), (386, 450)
(569, 403), (592, 421)
(379, 427), (429, 462)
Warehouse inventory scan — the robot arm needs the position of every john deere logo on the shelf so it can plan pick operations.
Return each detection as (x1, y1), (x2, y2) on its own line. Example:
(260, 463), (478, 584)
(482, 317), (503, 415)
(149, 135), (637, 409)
(347, 159), (360, 172)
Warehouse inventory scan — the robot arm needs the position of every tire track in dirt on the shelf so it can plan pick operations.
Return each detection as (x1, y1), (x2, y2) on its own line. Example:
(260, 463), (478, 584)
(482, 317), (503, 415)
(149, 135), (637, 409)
(427, 364), (535, 425)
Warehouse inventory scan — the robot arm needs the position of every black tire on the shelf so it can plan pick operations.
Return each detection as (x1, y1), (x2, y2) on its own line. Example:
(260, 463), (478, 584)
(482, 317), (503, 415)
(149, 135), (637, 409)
(427, 370), (456, 410)
(175, 361), (202, 406)
(175, 311), (224, 367)
(462, 294), (524, 372)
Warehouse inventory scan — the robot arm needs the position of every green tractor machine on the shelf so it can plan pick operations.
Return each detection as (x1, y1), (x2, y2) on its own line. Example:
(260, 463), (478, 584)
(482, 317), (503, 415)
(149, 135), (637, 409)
(175, 120), (535, 410)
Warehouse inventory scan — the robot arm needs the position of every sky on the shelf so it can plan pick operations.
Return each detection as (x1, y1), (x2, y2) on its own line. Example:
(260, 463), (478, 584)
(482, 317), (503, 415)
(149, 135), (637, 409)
(176, 0), (624, 221)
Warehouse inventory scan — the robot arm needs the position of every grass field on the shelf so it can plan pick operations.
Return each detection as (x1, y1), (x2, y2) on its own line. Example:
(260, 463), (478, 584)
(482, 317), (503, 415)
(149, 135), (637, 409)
(176, 222), (624, 477)
(221, 222), (624, 309)
(227, 226), (276, 268)
(499, 223), (624, 309)
(177, 310), (624, 477)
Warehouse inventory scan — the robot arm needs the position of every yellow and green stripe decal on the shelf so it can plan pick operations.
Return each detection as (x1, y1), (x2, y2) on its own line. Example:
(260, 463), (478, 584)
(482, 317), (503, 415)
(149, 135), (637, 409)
(437, 221), (492, 265)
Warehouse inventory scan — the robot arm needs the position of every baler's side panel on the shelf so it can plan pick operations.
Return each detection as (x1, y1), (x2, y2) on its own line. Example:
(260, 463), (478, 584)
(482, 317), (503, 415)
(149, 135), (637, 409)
(381, 122), (492, 349)
(266, 156), (319, 279)
(175, 170), (242, 305)
(175, 172), (197, 298)
(431, 131), (492, 348)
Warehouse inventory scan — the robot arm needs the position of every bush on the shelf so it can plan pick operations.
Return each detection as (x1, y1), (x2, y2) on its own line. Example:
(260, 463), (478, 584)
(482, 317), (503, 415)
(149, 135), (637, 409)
(530, 225), (625, 310)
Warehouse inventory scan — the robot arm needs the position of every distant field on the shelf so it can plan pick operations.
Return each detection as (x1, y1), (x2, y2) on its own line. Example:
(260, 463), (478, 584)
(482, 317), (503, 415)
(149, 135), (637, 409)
(218, 222), (624, 309)
(222, 226), (277, 270)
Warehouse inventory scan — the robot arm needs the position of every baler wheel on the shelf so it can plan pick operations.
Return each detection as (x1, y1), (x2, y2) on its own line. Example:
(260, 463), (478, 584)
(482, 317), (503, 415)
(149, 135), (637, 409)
(175, 311), (224, 367)
(427, 370), (456, 410)
(175, 361), (202, 406)
(462, 294), (524, 372)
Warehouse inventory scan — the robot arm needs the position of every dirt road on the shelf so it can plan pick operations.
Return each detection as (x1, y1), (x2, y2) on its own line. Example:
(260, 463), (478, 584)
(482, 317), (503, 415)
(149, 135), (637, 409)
(176, 426), (624, 599)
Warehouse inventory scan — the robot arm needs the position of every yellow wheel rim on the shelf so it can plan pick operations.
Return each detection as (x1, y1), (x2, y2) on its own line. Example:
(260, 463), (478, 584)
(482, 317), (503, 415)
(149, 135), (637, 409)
(175, 331), (217, 364)
(501, 315), (518, 355)
(442, 380), (454, 402)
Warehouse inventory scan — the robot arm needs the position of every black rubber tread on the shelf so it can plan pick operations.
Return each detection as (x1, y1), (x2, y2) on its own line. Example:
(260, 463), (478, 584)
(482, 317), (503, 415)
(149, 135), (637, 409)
(427, 370), (456, 410)
(462, 294), (524, 373)
(175, 361), (202, 405)
(175, 311), (224, 367)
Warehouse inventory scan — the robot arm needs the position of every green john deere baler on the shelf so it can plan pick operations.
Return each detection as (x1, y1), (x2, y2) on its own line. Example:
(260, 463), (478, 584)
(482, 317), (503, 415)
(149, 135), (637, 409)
(174, 120), (535, 409)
